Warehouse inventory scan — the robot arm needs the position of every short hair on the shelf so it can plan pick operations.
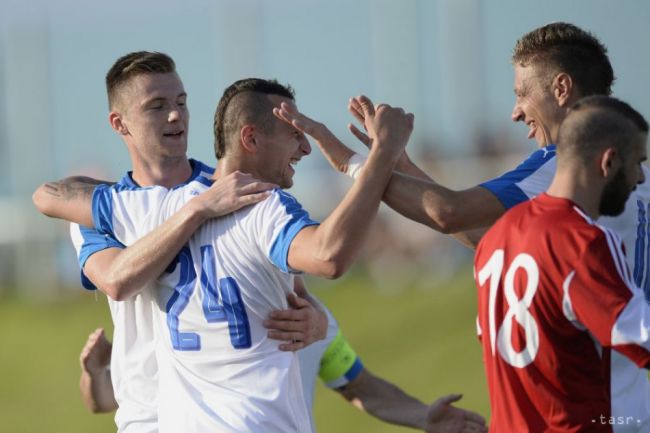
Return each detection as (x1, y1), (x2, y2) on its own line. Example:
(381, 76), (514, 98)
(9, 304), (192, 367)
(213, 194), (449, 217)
(213, 78), (295, 159)
(512, 22), (614, 97)
(105, 51), (176, 110)
(557, 95), (648, 164)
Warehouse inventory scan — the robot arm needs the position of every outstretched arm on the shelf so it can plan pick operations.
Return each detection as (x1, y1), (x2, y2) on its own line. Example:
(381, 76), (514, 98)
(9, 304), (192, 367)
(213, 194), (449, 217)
(277, 101), (506, 235)
(34, 172), (275, 300)
(274, 96), (413, 279)
(79, 328), (117, 413)
(337, 369), (487, 432)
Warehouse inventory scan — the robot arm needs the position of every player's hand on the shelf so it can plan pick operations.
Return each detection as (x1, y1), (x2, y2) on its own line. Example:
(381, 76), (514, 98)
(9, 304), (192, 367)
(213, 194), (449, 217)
(263, 293), (328, 351)
(352, 95), (414, 159)
(424, 394), (487, 433)
(193, 171), (276, 219)
(80, 328), (112, 376)
(273, 102), (355, 174)
(348, 97), (414, 172)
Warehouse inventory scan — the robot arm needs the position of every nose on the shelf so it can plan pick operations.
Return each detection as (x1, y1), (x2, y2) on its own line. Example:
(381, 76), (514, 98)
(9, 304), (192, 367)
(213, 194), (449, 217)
(512, 103), (524, 122)
(168, 103), (186, 123)
(299, 135), (311, 156)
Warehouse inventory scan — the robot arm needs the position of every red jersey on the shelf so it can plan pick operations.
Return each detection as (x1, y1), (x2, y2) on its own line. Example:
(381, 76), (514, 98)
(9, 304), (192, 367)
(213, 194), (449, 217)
(475, 193), (650, 433)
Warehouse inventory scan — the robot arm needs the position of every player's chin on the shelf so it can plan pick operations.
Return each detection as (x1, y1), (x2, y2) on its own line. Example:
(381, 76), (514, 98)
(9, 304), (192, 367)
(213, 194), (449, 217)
(280, 177), (293, 189)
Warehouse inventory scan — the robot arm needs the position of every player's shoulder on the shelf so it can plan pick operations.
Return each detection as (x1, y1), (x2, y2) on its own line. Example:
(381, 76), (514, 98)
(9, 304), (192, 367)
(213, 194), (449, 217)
(255, 188), (304, 212)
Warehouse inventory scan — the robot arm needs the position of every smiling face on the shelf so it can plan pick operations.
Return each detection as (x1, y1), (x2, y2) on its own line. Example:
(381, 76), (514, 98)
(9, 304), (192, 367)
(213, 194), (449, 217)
(112, 72), (189, 161)
(254, 95), (311, 188)
(511, 64), (566, 148)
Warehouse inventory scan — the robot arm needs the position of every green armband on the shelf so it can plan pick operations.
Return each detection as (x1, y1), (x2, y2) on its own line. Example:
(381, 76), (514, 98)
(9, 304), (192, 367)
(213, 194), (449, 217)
(318, 329), (364, 388)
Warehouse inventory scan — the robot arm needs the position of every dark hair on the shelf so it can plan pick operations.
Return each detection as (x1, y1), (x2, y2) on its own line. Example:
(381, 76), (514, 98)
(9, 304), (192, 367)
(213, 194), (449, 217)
(213, 78), (295, 159)
(557, 95), (648, 163)
(105, 51), (176, 110)
(512, 22), (614, 97)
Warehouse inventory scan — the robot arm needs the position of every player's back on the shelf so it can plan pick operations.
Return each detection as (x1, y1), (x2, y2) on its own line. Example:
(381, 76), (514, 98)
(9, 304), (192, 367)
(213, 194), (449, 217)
(475, 193), (638, 433)
(156, 197), (312, 433)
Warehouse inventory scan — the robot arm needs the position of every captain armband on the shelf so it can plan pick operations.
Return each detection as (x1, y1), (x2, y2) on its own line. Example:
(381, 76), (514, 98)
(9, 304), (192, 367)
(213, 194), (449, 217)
(318, 329), (364, 389)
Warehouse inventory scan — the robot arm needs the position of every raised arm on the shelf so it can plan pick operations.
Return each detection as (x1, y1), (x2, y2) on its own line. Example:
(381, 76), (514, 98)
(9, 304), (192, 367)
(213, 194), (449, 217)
(35, 172), (275, 300)
(338, 369), (487, 433)
(275, 96), (413, 279)
(276, 101), (506, 235)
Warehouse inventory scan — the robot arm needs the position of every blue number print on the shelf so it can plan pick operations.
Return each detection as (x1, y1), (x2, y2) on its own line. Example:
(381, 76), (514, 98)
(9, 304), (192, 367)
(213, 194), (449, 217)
(165, 245), (251, 351)
(199, 246), (251, 349)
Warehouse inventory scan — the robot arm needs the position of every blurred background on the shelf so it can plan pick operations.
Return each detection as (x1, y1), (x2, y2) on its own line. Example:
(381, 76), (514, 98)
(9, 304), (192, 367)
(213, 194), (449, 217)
(1, 0), (649, 431)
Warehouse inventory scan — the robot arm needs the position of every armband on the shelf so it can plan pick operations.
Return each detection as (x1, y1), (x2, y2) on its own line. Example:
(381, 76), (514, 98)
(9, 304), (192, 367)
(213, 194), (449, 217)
(318, 329), (364, 388)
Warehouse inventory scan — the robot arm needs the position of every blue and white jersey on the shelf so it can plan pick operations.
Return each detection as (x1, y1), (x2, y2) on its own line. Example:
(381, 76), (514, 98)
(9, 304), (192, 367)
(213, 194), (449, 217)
(69, 159), (213, 433)
(479, 145), (557, 209)
(482, 147), (650, 432)
(91, 173), (319, 433)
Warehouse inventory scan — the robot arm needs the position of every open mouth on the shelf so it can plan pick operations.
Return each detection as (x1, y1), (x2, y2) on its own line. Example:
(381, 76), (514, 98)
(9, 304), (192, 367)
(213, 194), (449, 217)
(287, 158), (300, 172)
(526, 122), (536, 140)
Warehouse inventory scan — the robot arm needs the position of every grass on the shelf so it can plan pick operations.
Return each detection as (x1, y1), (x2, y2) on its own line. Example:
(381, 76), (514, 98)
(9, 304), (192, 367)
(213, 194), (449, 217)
(0, 270), (489, 432)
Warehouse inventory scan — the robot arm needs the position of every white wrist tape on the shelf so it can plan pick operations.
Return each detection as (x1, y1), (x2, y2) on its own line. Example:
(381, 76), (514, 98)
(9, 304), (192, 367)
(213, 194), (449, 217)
(345, 153), (367, 180)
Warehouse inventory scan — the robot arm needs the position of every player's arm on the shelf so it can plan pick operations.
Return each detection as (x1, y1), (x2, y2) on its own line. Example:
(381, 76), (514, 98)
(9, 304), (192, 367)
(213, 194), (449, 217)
(338, 370), (487, 433)
(273, 100), (505, 235)
(263, 276), (328, 351)
(35, 172), (275, 300)
(275, 97), (413, 279)
(33, 176), (107, 227)
(79, 328), (117, 413)
(319, 329), (486, 432)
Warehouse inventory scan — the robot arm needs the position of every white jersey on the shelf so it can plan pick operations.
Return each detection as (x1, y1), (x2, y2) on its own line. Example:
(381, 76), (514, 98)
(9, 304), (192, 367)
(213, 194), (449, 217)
(90, 170), (318, 433)
(71, 229), (159, 431)
(69, 161), (216, 433)
(482, 147), (650, 432)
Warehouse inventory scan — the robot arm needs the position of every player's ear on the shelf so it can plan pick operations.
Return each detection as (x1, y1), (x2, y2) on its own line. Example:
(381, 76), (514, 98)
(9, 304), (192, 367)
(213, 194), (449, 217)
(600, 147), (620, 178)
(240, 124), (258, 154)
(109, 111), (129, 135)
(553, 73), (573, 108)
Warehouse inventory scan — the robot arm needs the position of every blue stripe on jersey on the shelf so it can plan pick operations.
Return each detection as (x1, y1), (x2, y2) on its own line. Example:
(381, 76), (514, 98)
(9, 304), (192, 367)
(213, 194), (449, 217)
(269, 190), (320, 273)
(118, 158), (215, 188)
(344, 357), (364, 382)
(479, 145), (556, 209)
(83, 158), (215, 287)
(77, 225), (125, 290)
(92, 184), (115, 235)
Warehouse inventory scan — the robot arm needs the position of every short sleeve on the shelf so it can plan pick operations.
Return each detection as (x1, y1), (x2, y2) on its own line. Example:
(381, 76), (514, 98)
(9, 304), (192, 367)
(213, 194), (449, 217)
(69, 223), (124, 290)
(568, 227), (650, 368)
(91, 183), (176, 245)
(479, 146), (556, 209)
(255, 190), (320, 273)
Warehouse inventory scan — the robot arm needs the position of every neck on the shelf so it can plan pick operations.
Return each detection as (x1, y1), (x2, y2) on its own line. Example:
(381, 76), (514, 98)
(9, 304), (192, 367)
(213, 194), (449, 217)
(131, 155), (193, 188)
(212, 155), (261, 181)
(546, 165), (602, 219)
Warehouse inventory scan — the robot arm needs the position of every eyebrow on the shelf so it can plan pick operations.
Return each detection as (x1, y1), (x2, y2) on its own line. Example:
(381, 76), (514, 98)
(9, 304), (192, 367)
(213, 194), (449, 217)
(142, 92), (187, 106)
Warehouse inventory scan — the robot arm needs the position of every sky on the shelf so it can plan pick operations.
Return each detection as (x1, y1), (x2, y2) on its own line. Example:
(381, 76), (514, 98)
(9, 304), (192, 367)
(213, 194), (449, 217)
(1, 0), (649, 201)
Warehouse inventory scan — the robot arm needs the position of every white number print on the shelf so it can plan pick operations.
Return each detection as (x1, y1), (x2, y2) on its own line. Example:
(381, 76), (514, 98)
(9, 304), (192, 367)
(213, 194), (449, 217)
(478, 250), (540, 368)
